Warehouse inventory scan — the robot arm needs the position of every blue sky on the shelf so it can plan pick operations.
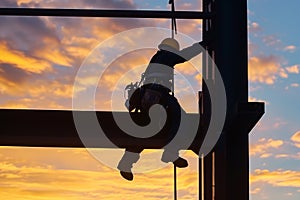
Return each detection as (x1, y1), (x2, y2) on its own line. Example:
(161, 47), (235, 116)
(248, 1), (300, 199)
(0, 0), (299, 199)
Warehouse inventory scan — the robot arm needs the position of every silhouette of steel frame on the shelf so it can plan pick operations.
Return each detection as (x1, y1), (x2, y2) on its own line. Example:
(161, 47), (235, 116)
(0, 8), (213, 19)
(0, 2), (265, 200)
(0, 7), (211, 149)
(198, 1), (265, 200)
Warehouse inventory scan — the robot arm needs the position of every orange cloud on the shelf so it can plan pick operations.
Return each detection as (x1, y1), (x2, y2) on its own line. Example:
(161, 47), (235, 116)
(250, 187), (261, 194)
(248, 55), (285, 84)
(34, 48), (73, 67)
(291, 131), (300, 148)
(274, 152), (300, 160)
(286, 65), (299, 74)
(250, 138), (284, 157)
(0, 41), (52, 74)
(176, 57), (202, 76)
(0, 147), (198, 200)
(248, 96), (268, 104)
(0, 75), (74, 109)
(176, 19), (202, 36)
(250, 169), (300, 188)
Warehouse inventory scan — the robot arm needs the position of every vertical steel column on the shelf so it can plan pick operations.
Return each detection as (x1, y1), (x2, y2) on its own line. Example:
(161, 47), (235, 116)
(213, 0), (250, 200)
(201, 0), (216, 199)
(200, 0), (251, 200)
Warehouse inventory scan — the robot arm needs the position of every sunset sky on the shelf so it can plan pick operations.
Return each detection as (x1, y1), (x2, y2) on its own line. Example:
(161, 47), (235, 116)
(0, 0), (299, 200)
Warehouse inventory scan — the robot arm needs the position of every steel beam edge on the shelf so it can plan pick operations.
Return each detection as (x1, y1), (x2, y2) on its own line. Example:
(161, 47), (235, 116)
(0, 8), (214, 19)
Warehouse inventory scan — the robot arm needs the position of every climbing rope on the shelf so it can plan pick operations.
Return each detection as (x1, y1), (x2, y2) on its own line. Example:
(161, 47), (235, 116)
(169, 0), (177, 39)
(169, 0), (177, 97)
(174, 164), (178, 200)
(168, 1), (178, 199)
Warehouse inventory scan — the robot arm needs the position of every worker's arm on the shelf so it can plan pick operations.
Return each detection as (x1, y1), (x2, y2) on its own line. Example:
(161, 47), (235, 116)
(178, 42), (206, 62)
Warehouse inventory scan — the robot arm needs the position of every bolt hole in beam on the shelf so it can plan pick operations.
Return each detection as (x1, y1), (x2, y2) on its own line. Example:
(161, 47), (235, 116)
(0, 8), (214, 19)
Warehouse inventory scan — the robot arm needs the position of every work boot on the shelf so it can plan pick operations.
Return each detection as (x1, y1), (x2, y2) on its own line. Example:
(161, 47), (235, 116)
(117, 151), (140, 181)
(173, 157), (188, 168)
(120, 171), (134, 181)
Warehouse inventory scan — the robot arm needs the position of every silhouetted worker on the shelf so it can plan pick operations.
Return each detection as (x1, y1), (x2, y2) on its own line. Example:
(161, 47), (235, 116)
(118, 38), (206, 181)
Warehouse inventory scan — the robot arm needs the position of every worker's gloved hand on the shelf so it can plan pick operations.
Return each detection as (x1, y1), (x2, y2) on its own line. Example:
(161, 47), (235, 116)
(199, 41), (207, 47)
(199, 37), (213, 47)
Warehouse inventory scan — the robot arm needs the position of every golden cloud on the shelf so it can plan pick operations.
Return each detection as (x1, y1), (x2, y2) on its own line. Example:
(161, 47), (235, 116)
(286, 65), (299, 74)
(34, 48), (73, 67)
(274, 153), (300, 160)
(250, 187), (261, 194)
(248, 96), (268, 104)
(250, 138), (283, 157)
(0, 76), (74, 109)
(0, 147), (198, 199)
(250, 169), (300, 188)
(291, 131), (300, 148)
(0, 41), (52, 74)
(248, 55), (285, 84)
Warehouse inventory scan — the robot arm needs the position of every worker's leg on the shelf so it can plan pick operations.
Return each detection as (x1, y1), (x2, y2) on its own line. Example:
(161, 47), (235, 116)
(117, 147), (143, 181)
(160, 95), (188, 168)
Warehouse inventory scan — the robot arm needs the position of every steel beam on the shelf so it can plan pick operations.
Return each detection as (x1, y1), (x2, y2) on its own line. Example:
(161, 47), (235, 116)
(0, 109), (200, 149)
(0, 8), (213, 19)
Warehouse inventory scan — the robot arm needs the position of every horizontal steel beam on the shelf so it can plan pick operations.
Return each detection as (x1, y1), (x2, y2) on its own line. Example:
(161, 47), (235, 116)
(0, 109), (201, 150)
(0, 8), (213, 19)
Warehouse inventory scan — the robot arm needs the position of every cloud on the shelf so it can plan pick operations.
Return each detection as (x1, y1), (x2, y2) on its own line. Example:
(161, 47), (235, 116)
(0, 63), (31, 83)
(0, 73), (74, 109)
(285, 83), (300, 90)
(15, 0), (136, 9)
(286, 65), (299, 74)
(248, 42), (258, 56)
(0, 1), (161, 110)
(248, 96), (268, 104)
(248, 55), (286, 84)
(0, 147), (198, 199)
(250, 187), (261, 194)
(250, 138), (284, 157)
(176, 0), (202, 11)
(0, 0), (18, 7)
(262, 35), (282, 48)
(291, 83), (299, 87)
(250, 169), (300, 188)
(291, 131), (300, 148)
(274, 152), (300, 160)
(284, 45), (297, 53)
(249, 22), (261, 33)
(254, 118), (288, 132)
(0, 41), (52, 74)
(0, 15), (60, 51)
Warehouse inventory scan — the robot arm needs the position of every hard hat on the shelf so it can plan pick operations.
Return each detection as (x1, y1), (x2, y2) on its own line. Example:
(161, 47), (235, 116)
(158, 38), (180, 51)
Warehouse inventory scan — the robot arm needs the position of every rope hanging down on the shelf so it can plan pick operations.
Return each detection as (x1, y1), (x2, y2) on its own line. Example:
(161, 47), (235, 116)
(174, 164), (177, 200)
(168, 1), (178, 199)
(169, 0), (177, 38)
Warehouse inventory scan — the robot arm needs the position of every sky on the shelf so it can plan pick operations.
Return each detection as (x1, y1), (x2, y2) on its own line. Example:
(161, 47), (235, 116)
(0, 0), (299, 199)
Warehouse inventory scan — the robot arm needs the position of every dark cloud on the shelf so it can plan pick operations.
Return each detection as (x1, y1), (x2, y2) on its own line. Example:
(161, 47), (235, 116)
(0, 16), (60, 52)
(0, 63), (31, 83)
(0, 0), (18, 7)
(16, 0), (136, 9)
